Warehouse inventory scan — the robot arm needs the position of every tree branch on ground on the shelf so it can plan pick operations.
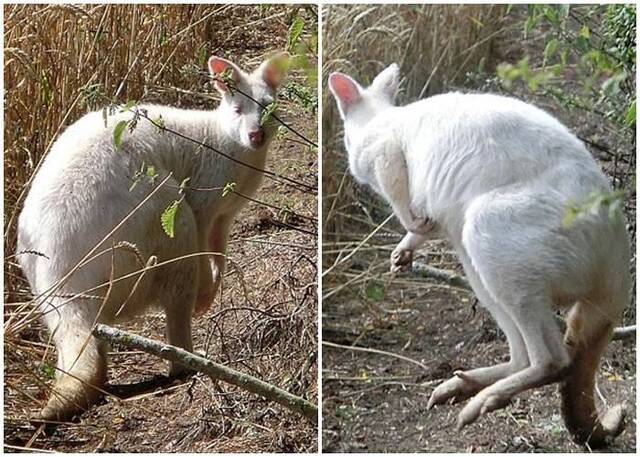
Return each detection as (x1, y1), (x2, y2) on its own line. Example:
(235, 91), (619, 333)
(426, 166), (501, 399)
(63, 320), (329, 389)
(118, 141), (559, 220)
(92, 324), (318, 425)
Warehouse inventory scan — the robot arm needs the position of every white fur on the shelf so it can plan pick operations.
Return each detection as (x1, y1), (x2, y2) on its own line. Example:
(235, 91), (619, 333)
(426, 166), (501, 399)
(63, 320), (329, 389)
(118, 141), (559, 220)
(18, 53), (288, 419)
(329, 64), (630, 440)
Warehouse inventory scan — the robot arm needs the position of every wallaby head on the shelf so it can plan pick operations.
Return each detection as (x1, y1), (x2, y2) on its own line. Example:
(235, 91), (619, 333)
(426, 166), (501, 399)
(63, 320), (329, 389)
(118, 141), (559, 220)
(328, 63), (400, 152)
(208, 52), (289, 150)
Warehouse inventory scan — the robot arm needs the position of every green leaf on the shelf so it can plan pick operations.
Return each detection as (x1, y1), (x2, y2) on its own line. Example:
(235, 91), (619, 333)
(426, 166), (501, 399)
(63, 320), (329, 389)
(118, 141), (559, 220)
(40, 363), (56, 380)
(543, 39), (558, 66)
(222, 182), (236, 197)
(579, 25), (591, 39)
(543, 6), (559, 25)
(161, 200), (180, 238)
(153, 115), (166, 132)
(113, 120), (128, 151)
(625, 99), (636, 126)
(260, 101), (278, 126)
(287, 16), (305, 52)
(146, 165), (158, 181)
(218, 68), (236, 94)
(121, 100), (137, 112)
(365, 282), (385, 302)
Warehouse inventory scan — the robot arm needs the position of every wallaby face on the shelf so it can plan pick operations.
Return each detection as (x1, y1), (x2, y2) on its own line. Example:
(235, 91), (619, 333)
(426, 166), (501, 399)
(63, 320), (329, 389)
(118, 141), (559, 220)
(209, 53), (287, 149)
(328, 64), (630, 447)
(17, 52), (289, 422)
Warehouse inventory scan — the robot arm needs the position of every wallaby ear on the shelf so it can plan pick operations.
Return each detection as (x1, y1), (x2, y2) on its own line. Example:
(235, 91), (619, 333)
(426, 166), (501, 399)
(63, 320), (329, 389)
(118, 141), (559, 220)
(328, 72), (362, 118)
(370, 63), (400, 101)
(256, 52), (290, 90)
(208, 56), (243, 94)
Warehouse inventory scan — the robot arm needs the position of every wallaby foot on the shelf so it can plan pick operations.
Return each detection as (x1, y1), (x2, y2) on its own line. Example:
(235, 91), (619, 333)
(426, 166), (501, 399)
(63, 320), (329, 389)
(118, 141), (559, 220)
(39, 374), (105, 421)
(457, 361), (570, 430)
(427, 362), (516, 409)
(390, 231), (430, 273)
(39, 325), (107, 422)
(165, 281), (196, 377)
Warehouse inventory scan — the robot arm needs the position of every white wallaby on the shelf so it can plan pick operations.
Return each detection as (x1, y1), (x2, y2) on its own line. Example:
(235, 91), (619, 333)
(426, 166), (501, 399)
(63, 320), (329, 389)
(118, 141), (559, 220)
(17, 52), (289, 421)
(328, 64), (630, 447)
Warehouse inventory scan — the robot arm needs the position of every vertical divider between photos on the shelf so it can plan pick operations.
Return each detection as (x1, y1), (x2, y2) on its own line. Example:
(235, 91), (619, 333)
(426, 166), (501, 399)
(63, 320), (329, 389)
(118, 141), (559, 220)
(317, 1), (324, 445)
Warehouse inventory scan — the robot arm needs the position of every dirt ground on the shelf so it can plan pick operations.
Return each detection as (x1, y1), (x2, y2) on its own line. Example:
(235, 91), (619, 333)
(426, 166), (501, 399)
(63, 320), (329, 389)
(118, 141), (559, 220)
(322, 246), (636, 453)
(4, 6), (318, 453)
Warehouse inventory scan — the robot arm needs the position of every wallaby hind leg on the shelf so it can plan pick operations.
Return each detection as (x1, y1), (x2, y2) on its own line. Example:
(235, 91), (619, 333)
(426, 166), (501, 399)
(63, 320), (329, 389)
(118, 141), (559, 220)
(40, 306), (107, 421)
(561, 301), (626, 447)
(164, 256), (198, 377)
(428, 249), (529, 409)
(457, 299), (570, 429)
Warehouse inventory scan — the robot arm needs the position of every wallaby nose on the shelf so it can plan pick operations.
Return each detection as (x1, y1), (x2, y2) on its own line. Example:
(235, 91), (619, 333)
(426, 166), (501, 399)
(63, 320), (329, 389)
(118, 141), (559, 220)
(249, 128), (264, 147)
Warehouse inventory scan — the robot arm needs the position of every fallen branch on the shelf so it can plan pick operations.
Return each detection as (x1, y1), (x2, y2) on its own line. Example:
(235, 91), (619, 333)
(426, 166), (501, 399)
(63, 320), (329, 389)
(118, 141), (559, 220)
(322, 340), (430, 371)
(406, 259), (635, 341)
(92, 324), (317, 425)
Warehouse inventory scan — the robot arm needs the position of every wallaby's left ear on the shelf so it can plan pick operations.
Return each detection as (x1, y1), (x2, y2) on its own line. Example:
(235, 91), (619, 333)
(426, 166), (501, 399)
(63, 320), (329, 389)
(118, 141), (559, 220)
(208, 56), (244, 94)
(370, 63), (400, 102)
(257, 52), (290, 89)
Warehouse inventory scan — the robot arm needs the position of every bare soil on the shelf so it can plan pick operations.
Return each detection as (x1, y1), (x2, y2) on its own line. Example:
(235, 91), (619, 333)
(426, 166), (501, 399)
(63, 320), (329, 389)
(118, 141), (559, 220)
(322, 250), (636, 453)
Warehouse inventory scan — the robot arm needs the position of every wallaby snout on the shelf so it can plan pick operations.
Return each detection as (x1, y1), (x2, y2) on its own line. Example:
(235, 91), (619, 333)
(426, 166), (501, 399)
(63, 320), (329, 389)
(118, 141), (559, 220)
(249, 128), (265, 148)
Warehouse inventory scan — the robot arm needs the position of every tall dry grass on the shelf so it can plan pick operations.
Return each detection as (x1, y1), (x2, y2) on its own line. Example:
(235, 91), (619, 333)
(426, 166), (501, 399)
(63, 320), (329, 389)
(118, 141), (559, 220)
(321, 4), (506, 241)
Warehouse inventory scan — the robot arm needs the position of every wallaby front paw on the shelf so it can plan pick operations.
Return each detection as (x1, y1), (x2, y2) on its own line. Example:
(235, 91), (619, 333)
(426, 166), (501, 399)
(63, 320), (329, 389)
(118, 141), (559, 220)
(390, 247), (413, 273)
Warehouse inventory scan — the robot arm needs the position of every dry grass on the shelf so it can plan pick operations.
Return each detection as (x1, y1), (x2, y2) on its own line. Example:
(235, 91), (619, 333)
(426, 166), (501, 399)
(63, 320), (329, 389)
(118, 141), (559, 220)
(4, 4), (318, 452)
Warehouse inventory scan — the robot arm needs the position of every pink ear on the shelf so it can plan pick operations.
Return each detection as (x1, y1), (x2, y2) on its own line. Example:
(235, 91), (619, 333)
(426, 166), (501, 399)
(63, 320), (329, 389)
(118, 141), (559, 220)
(263, 66), (280, 89)
(208, 57), (239, 93)
(328, 73), (361, 116)
(257, 52), (290, 89)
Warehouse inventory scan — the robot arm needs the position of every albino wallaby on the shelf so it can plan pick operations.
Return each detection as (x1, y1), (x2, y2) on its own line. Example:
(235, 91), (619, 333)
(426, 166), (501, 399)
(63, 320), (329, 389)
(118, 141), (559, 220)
(328, 64), (630, 447)
(17, 52), (289, 421)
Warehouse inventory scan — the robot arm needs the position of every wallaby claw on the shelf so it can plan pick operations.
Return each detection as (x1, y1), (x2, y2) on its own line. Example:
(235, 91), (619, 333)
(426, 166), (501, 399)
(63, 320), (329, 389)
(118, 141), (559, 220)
(390, 248), (413, 273)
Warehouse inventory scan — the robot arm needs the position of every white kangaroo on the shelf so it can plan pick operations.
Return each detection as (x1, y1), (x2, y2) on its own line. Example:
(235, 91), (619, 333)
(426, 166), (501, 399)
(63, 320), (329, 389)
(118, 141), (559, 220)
(17, 52), (289, 421)
(328, 64), (630, 447)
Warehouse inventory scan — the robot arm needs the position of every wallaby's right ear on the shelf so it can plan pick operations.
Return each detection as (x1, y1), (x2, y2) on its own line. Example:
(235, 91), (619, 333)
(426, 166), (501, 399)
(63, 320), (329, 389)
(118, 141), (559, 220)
(328, 72), (362, 118)
(370, 63), (400, 102)
(208, 57), (243, 94)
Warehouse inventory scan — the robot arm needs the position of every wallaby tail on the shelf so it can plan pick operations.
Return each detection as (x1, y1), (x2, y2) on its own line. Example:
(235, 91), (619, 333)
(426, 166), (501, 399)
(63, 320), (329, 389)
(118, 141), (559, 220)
(560, 302), (626, 448)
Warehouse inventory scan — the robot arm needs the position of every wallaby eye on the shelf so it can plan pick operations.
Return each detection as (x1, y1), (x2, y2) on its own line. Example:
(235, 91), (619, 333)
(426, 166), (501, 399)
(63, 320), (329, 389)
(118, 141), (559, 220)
(234, 105), (242, 114)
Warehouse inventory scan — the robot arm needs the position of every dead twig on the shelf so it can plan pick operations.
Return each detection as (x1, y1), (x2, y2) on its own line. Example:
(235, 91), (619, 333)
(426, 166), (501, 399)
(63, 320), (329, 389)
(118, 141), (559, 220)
(92, 324), (318, 425)
(322, 340), (430, 371)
